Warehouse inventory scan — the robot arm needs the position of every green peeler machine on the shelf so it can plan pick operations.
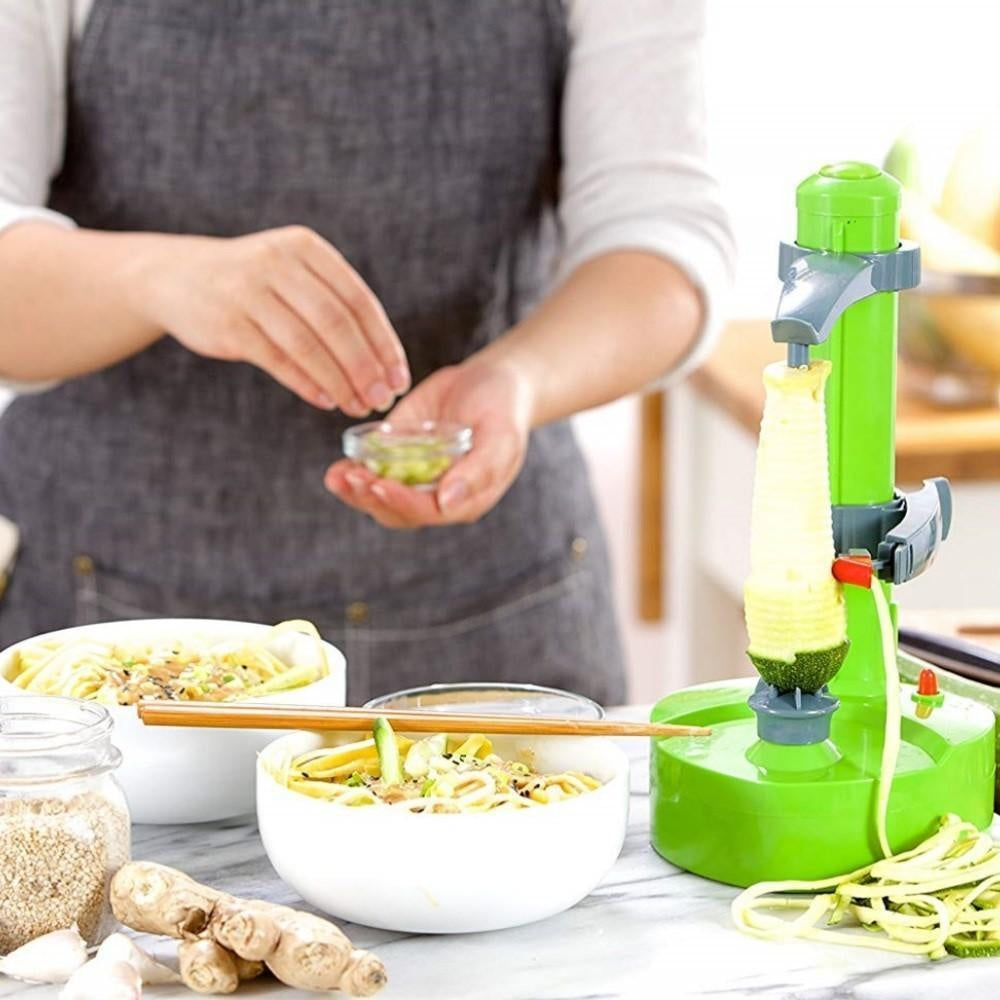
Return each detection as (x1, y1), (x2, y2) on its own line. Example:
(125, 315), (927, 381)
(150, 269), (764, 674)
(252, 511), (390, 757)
(649, 163), (996, 887)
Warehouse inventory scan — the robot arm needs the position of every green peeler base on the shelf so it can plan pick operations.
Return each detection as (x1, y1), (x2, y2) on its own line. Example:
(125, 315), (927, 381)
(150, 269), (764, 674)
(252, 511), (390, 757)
(650, 668), (995, 887)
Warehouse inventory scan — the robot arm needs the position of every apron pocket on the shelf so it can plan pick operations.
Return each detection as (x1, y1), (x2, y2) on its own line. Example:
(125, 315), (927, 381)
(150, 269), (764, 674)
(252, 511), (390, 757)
(331, 547), (625, 707)
(70, 556), (343, 627)
(73, 556), (167, 625)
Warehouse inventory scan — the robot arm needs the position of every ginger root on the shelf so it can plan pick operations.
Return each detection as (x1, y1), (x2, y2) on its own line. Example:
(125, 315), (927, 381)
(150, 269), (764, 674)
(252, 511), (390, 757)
(110, 862), (222, 938)
(265, 910), (354, 992)
(210, 897), (283, 961)
(178, 940), (239, 995)
(232, 955), (265, 982)
(340, 950), (393, 999)
(174, 937), (264, 995)
(111, 862), (387, 996)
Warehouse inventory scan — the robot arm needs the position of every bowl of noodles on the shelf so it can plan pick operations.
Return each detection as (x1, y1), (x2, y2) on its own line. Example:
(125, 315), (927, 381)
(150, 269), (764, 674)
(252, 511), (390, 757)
(256, 720), (630, 932)
(0, 619), (345, 824)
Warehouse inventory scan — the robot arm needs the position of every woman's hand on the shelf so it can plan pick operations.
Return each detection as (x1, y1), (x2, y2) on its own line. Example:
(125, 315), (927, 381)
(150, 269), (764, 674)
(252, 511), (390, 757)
(138, 226), (409, 415)
(325, 359), (535, 528)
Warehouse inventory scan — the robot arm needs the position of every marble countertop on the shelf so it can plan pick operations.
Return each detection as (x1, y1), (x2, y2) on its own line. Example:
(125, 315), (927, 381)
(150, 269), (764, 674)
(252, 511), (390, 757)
(2, 710), (997, 999)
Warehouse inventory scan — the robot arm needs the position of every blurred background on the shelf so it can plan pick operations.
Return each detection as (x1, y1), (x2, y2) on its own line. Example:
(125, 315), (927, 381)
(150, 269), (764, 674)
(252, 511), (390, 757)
(578, 0), (1000, 701)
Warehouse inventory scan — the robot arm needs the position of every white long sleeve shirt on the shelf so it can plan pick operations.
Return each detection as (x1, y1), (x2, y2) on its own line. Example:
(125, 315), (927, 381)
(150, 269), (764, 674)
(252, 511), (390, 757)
(0, 0), (735, 391)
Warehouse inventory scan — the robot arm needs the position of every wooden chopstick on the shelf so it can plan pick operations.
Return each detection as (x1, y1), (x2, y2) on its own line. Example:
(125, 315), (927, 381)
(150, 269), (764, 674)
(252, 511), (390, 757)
(136, 700), (710, 739)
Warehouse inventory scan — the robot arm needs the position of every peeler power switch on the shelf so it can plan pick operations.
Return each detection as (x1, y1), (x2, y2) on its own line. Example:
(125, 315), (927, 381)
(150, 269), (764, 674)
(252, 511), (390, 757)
(832, 555), (873, 588)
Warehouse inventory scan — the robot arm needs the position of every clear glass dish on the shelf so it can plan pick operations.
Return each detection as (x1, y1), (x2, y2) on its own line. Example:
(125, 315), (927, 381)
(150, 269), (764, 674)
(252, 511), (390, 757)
(342, 420), (473, 489)
(364, 682), (605, 719)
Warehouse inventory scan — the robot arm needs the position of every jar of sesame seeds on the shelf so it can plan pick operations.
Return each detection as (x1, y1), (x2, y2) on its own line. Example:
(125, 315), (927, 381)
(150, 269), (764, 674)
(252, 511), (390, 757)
(0, 696), (130, 952)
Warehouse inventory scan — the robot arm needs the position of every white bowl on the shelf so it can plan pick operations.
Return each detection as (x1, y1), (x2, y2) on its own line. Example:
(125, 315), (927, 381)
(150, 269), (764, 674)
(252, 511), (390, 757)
(257, 730), (629, 933)
(0, 619), (346, 824)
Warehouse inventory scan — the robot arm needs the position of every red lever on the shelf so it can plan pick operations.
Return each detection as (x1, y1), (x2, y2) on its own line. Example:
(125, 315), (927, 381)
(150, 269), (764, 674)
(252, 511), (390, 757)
(832, 555), (874, 588)
(917, 668), (939, 697)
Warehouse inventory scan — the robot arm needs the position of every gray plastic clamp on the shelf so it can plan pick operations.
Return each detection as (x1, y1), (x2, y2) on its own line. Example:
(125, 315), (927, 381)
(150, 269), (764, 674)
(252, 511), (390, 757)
(748, 681), (839, 745)
(777, 241), (921, 293)
(881, 477), (952, 585)
(833, 477), (952, 586)
(833, 497), (905, 568)
(772, 241), (921, 351)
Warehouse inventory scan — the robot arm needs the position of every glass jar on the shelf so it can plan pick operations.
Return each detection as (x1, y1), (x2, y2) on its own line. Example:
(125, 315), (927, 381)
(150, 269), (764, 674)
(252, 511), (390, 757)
(0, 696), (130, 951)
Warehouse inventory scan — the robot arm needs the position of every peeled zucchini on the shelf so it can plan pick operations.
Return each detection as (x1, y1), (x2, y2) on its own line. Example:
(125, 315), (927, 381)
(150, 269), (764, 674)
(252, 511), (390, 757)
(744, 361), (848, 692)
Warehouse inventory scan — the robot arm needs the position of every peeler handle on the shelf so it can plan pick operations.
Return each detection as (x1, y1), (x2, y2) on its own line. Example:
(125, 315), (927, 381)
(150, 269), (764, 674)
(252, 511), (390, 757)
(879, 478), (952, 585)
(832, 478), (951, 586)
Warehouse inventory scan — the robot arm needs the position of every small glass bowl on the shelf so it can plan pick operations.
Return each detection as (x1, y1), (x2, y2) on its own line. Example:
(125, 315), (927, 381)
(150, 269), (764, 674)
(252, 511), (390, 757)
(365, 682), (605, 720)
(343, 420), (473, 489)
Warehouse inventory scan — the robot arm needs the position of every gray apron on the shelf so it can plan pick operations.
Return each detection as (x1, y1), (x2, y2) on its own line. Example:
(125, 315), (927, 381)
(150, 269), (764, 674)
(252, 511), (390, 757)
(0, 0), (625, 706)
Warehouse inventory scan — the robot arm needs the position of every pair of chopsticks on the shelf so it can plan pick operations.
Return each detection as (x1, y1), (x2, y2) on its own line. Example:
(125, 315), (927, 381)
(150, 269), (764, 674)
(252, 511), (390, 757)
(137, 701), (711, 739)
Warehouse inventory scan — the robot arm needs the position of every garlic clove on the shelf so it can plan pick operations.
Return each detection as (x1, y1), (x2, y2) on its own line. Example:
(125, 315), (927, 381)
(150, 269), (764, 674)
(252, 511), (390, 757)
(59, 957), (142, 1000)
(0, 925), (88, 984)
(97, 933), (181, 984)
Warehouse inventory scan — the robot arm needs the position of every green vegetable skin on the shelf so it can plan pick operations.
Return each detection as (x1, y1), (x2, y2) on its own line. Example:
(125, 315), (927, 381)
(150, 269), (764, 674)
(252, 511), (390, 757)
(945, 937), (1000, 957)
(373, 717), (403, 785)
(364, 435), (453, 486)
(748, 642), (849, 692)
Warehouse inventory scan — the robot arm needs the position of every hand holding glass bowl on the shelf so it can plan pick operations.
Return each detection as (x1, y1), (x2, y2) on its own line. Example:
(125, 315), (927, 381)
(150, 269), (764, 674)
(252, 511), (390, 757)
(342, 420), (473, 490)
(327, 359), (533, 528)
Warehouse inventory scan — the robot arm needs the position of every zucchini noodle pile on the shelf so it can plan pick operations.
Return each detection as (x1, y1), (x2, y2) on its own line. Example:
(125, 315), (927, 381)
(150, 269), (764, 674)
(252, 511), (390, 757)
(733, 580), (998, 959)
(272, 731), (602, 813)
(733, 815), (1000, 958)
(6, 619), (328, 705)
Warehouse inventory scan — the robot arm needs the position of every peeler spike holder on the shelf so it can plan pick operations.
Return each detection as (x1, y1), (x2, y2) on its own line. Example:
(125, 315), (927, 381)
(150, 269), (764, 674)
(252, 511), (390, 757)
(648, 163), (995, 887)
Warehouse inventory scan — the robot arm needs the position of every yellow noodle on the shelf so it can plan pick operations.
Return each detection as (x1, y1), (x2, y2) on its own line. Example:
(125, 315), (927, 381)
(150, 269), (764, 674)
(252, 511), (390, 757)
(282, 731), (602, 814)
(7, 620), (327, 704)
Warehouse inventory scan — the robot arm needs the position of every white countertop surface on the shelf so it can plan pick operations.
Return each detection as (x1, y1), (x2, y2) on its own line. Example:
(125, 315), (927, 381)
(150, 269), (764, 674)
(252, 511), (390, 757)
(1, 708), (997, 999)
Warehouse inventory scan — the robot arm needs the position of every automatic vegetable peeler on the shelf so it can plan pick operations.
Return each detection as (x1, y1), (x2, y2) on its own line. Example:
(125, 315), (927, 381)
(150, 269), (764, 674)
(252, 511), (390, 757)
(648, 163), (995, 887)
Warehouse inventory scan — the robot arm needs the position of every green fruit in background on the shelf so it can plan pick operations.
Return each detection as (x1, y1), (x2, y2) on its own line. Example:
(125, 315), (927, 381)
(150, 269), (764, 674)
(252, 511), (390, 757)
(903, 196), (1000, 274)
(901, 194), (1000, 375)
(885, 117), (1000, 379)
(939, 119), (1000, 252)
(884, 131), (924, 194)
(883, 114), (1000, 261)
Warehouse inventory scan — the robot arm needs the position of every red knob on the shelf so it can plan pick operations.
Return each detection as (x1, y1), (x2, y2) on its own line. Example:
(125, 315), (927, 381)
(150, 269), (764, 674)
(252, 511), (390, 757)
(917, 668), (939, 697)
(832, 555), (874, 588)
